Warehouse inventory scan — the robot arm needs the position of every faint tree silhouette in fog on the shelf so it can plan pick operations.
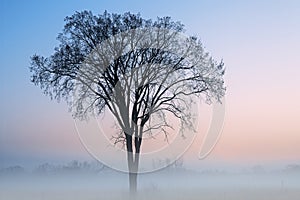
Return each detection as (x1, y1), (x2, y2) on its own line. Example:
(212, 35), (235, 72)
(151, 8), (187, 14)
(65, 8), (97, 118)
(34, 160), (104, 175)
(0, 166), (25, 174)
(30, 11), (225, 193)
(285, 164), (300, 173)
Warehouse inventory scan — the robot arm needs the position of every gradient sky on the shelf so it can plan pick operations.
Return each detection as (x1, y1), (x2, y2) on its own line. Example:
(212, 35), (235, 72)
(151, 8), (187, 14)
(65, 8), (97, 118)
(1, 0), (300, 168)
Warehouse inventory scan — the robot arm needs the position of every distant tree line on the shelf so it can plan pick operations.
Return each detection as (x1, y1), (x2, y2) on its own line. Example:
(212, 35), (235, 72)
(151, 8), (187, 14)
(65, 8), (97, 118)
(33, 160), (105, 174)
(0, 160), (104, 175)
(1, 162), (300, 175)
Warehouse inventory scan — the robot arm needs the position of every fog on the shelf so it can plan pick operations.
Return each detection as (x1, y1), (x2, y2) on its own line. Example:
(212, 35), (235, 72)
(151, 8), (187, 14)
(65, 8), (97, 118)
(1, 161), (300, 200)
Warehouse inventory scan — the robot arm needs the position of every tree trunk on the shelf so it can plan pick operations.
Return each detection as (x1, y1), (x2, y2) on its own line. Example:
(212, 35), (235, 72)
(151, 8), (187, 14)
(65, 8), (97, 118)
(126, 133), (141, 195)
(127, 152), (138, 194)
(129, 171), (138, 193)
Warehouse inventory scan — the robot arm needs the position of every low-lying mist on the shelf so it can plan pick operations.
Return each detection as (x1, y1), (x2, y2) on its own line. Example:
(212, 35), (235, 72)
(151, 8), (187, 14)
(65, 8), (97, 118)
(1, 161), (300, 200)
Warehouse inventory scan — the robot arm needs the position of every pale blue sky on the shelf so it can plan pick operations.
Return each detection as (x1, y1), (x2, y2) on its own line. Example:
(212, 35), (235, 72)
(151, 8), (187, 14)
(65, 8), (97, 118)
(1, 0), (300, 168)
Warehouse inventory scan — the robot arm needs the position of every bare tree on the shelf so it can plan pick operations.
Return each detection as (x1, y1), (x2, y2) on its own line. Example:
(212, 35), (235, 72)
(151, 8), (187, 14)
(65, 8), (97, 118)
(30, 11), (225, 193)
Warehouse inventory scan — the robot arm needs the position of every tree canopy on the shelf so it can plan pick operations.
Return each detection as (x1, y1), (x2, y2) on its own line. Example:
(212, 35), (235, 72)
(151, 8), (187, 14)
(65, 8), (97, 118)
(30, 10), (225, 141)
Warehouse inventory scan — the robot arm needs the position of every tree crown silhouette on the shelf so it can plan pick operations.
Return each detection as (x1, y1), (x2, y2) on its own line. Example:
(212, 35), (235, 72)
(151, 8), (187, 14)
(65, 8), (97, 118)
(30, 10), (225, 192)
